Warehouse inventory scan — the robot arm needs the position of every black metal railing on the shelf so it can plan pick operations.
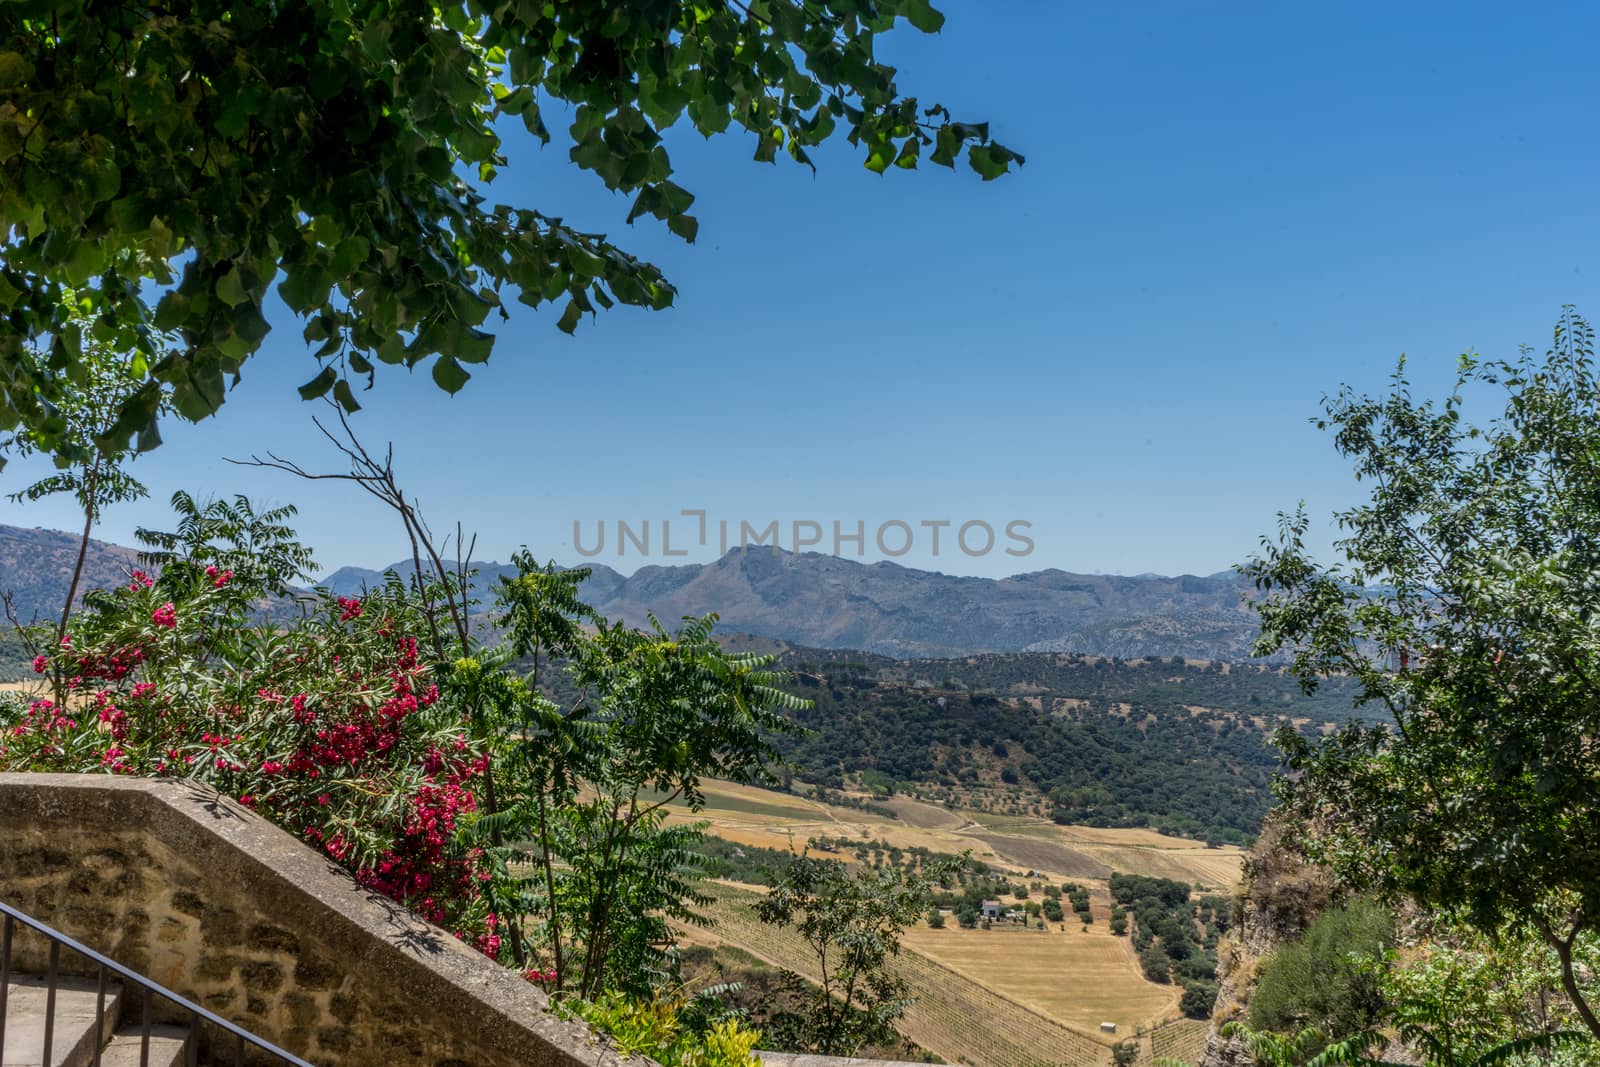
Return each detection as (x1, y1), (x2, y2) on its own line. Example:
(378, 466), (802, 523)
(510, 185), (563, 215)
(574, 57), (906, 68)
(0, 899), (316, 1067)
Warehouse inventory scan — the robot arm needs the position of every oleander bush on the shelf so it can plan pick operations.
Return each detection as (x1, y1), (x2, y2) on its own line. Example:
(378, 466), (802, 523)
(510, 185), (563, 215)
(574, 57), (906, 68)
(0, 525), (501, 951)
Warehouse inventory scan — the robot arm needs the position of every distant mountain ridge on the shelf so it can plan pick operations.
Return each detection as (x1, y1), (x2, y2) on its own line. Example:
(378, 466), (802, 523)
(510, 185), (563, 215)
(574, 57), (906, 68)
(0, 523), (1265, 660)
(323, 547), (1265, 660)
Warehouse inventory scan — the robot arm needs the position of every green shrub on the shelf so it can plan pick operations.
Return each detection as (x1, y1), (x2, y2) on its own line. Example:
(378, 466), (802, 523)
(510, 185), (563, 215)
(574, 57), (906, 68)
(1250, 899), (1393, 1039)
(570, 992), (762, 1067)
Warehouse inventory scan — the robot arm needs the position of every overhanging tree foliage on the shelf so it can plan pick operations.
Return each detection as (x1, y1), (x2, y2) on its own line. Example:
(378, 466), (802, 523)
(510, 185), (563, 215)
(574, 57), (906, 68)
(1246, 308), (1600, 1038)
(0, 1), (1021, 459)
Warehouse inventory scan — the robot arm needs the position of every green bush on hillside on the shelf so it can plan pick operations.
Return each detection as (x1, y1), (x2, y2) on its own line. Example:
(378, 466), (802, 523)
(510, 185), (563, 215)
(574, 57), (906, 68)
(1251, 899), (1394, 1039)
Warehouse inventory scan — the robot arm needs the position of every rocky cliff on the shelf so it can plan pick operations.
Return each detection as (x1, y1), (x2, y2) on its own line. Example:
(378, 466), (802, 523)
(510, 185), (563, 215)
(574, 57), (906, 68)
(1197, 819), (1333, 1067)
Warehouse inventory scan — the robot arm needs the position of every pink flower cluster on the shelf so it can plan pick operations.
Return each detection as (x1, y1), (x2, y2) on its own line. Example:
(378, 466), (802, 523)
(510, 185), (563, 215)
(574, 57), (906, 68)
(5, 594), (500, 968)
(9, 699), (77, 739)
(204, 566), (233, 588)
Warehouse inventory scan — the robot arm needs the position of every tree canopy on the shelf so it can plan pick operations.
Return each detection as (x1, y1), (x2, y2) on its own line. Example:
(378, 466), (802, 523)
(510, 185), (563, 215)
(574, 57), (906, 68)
(1247, 308), (1600, 1037)
(0, 1), (1020, 461)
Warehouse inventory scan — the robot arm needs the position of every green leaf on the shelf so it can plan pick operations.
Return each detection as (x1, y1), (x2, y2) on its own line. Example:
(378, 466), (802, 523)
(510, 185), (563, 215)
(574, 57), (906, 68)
(0, 52), (30, 88)
(557, 298), (582, 334)
(432, 356), (470, 393)
(216, 268), (249, 308)
(331, 236), (371, 276)
(903, 0), (946, 33)
(278, 266), (329, 313)
(333, 378), (361, 413)
(667, 214), (699, 243)
(967, 144), (1010, 181)
(298, 366), (337, 400)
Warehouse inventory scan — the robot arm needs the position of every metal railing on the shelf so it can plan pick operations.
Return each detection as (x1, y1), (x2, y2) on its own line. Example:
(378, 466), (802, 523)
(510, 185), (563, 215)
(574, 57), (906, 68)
(0, 899), (316, 1067)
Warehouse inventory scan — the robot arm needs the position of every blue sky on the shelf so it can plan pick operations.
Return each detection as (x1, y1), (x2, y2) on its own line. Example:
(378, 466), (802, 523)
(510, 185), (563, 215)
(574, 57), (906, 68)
(8, 0), (1600, 579)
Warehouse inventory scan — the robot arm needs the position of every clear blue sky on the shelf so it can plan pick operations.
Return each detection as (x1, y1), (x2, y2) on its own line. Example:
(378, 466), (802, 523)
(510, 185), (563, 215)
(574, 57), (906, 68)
(8, 0), (1600, 579)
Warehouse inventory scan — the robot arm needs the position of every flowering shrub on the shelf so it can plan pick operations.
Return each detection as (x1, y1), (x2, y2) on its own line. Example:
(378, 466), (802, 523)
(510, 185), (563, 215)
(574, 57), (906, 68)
(0, 560), (497, 948)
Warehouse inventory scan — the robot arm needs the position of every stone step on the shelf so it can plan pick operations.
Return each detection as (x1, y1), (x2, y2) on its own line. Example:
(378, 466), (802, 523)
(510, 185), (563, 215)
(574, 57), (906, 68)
(1, 975), (123, 1067)
(98, 1025), (189, 1067)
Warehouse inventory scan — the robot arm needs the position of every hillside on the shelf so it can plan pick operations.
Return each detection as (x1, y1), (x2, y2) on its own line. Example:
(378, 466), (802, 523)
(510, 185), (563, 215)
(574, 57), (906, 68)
(772, 670), (1310, 845)
(0, 524), (143, 627)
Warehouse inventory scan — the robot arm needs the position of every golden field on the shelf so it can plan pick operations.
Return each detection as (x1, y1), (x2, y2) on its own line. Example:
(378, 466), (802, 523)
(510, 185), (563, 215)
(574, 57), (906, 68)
(661, 777), (1245, 890)
(660, 779), (1243, 1067)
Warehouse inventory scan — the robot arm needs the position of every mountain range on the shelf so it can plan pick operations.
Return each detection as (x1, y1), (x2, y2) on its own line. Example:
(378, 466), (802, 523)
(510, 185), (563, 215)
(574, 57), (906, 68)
(322, 547), (1265, 660)
(0, 523), (1266, 660)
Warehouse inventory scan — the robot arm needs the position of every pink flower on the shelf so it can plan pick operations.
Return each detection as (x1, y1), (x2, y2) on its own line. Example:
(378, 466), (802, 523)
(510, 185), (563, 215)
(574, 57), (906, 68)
(205, 566), (232, 589)
(337, 596), (363, 622)
(31, 654), (48, 674)
(128, 570), (154, 590)
(151, 602), (177, 629)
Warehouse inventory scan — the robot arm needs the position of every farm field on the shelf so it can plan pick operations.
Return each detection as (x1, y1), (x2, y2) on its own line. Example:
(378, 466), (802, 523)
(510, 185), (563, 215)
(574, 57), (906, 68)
(662, 777), (1247, 890)
(898, 923), (1179, 1034)
(663, 780), (1238, 1067)
(687, 881), (1113, 1067)
(685, 880), (1211, 1067)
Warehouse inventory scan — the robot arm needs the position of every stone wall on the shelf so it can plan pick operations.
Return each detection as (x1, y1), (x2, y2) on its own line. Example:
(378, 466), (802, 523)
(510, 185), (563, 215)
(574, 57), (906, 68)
(0, 773), (633, 1067)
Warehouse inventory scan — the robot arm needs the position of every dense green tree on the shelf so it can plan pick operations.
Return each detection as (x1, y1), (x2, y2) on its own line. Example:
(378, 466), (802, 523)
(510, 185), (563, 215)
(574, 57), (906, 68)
(1382, 916), (1599, 1067)
(0, 1), (1019, 455)
(1181, 982), (1218, 1020)
(1247, 309), (1600, 1037)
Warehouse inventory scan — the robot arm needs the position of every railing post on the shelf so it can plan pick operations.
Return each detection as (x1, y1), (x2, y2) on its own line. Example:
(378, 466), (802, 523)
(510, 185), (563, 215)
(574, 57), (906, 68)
(95, 963), (107, 1067)
(0, 915), (11, 1055)
(43, 939), (60, 1067)
(0, 913), (11, 1053)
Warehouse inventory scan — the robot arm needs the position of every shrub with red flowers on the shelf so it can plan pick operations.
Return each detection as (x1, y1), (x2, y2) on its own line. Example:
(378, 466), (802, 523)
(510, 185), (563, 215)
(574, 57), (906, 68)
(0, 549), (497, 946)
(1, 491), (807, 1011)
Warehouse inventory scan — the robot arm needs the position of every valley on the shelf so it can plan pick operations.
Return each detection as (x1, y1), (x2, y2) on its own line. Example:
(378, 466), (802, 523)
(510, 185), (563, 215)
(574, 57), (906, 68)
(660, 777), (1239, 1066)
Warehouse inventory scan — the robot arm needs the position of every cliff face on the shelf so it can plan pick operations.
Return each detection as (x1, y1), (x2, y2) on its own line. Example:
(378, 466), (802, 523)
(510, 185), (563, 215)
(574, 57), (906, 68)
(1197, 820), (1332, 1067)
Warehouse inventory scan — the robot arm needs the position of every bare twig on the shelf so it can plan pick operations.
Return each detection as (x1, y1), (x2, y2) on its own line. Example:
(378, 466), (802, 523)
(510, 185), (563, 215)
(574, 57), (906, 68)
(224, 402), (475, 661)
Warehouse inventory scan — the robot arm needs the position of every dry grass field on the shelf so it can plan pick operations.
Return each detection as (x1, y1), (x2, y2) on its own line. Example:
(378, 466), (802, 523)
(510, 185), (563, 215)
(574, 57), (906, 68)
(689, 881), (1115, 1067)
(899, 922), (1179, 1034)
(661, 781), (1243, 1067)
(662, 778), (1246, 890)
